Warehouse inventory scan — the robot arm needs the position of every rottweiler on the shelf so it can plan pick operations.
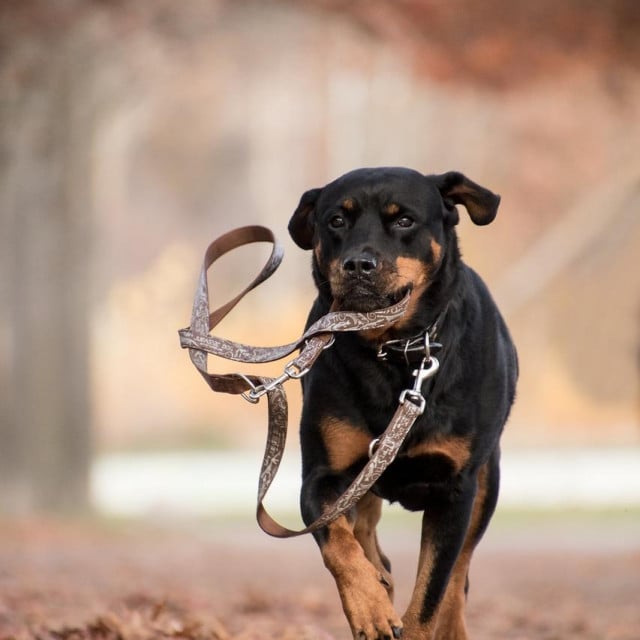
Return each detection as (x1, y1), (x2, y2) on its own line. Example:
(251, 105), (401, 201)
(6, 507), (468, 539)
(288, 167), (518, 640)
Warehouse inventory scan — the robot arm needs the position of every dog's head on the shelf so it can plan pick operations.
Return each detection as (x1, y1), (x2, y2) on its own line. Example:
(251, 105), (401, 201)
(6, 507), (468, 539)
(289, 167), (500, 317)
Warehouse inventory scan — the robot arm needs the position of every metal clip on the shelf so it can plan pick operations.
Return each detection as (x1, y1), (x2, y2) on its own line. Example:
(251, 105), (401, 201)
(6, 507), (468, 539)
(321, 334), (336, 350)
(422, 331), (431, 363)
(240, 357), (313, 403)
(398, 356), (439, 415)
(238, 374), (261, 404)
(283, 361), (310, 379)
(368, 437), (380, 459)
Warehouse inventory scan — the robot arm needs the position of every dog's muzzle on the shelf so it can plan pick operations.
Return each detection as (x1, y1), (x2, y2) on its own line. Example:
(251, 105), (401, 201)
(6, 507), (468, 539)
(332, 252), (409, 312)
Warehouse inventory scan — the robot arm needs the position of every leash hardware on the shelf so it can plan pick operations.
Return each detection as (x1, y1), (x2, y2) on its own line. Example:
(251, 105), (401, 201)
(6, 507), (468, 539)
(368, 437), (380, 459)
(376, 330), (442, 365)
(245, 371), (292, 402)
(399, 389), (426, 414)
(238, 374), (262, 404)
(398, 356), (440, 415)
(283, 361), (311, 379)
(321, 335), (336, 350)
(243, 359), (312, 403)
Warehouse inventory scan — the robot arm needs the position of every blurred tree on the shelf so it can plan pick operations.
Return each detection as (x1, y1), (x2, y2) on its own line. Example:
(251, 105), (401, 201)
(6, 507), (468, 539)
(0, 4), (102, 513)
(0, 0), (227, 513)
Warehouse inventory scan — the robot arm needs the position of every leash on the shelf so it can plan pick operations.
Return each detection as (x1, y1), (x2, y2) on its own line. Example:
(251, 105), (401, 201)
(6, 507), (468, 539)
(178, 225), (439, 537)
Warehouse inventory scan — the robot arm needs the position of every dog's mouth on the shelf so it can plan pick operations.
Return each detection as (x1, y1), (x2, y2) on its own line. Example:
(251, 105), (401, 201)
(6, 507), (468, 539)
(332, 282), (412, 313)
(388, 284), (412, 306)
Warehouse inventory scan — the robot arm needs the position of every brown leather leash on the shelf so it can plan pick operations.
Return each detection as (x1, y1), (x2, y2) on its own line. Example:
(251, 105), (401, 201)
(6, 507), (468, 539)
(178, 225), (438, 537)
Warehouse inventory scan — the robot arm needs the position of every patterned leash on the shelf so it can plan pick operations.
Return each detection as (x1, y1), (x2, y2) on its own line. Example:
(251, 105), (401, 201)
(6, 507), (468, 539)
(178, 225), (438, 537)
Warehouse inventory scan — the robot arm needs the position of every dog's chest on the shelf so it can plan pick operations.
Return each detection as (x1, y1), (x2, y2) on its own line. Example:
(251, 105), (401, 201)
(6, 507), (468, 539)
(372, 446), (466, 511)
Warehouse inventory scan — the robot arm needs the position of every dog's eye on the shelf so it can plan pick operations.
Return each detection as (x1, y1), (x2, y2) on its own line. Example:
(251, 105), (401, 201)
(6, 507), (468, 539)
(329, 215), (345, 229)
(395, 216), (414, 228)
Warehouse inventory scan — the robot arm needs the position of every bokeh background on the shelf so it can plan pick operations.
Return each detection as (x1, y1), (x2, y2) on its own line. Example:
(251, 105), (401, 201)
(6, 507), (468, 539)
(1, 0), (639, 520)
(2, 3), (640, 639)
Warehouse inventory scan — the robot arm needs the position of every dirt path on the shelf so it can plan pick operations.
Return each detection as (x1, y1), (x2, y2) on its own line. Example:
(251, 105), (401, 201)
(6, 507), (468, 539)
(1, 515), (638, 639)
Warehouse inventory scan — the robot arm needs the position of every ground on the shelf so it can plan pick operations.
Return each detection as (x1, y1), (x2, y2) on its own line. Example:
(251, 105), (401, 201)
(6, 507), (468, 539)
(1, 512), (639, 640)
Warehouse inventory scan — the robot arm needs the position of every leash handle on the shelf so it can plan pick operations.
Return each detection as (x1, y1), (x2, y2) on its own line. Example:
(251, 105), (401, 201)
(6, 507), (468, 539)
(178, 225), (411, 386)
(179, 226), (424, 538)
(202, 225), (284, 328)
(182, 225), (284, 395)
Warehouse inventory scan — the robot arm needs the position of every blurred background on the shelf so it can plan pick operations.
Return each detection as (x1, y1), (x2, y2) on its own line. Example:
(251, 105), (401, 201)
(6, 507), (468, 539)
(1, 0), (639, 520)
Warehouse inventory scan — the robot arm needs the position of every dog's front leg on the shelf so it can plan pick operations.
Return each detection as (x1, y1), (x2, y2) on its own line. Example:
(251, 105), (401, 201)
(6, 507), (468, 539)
(301, 470), (403, 640)
(354, 492), (395, 601)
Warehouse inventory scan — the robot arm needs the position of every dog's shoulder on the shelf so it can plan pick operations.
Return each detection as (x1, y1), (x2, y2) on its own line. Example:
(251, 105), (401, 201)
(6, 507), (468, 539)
(456, 265), (514, 349)
(448, 263), (518, 411)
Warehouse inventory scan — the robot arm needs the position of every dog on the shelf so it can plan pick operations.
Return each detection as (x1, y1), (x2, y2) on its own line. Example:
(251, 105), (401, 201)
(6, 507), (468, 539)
(288, 167), (518, 640)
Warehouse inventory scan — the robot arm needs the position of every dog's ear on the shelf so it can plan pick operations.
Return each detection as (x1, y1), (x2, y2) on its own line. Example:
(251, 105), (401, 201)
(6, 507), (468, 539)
(435, 171), (500, 226)
(288, 187), (322, 249)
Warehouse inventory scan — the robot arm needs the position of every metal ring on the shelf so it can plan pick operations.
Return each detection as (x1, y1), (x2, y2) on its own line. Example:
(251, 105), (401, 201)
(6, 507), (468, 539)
(403, 339), (411, 367)
(238, 374), (262, 404)
(423, 331), (431, 362)
(322, 335), (336, 350)
(368, 438), (380, 459)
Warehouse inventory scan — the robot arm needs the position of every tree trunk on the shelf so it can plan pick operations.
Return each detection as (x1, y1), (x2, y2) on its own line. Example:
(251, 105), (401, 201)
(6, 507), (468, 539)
(0, 37), (93, 514)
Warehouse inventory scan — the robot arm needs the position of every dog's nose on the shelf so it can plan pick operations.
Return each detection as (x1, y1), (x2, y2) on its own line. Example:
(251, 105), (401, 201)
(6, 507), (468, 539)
(342, 253), (378, 275)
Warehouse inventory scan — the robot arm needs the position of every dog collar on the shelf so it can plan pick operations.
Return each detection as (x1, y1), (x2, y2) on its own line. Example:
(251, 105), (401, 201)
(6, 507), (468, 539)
(376, 306), (448, 366)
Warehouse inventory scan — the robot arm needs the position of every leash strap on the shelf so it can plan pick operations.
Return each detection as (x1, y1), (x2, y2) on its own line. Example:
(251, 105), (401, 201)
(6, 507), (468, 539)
(178, 225), (427, 538)
(256, 395), (423, 537)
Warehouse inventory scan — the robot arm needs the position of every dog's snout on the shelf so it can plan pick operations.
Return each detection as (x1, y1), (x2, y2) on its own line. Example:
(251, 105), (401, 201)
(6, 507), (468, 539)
(342, 253), (379, 275)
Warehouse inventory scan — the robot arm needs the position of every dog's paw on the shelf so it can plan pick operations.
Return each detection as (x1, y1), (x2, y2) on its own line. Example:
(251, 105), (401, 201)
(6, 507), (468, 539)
(339, 569), (403, 640)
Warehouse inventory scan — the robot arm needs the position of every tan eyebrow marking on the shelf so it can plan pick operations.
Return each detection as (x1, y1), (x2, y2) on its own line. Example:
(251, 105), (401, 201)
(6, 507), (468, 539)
(341, 198), (356, 211)
(383, 203), (400, 216)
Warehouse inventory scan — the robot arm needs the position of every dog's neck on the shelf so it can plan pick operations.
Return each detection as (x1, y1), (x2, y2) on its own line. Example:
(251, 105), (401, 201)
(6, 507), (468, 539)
(411, 231), (462, 332)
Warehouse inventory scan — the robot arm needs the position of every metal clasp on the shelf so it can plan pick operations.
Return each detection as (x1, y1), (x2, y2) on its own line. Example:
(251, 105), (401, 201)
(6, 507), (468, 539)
(240, 359), (311, 403)
(398, 356), (439, 415)
(238, 374), (261, 404)
(422, 331), (431, 363)
(284, 361), (310, 379)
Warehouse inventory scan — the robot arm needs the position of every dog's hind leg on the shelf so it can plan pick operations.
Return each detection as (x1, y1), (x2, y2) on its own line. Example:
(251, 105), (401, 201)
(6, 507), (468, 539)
(433, 459), (497, 639)
(434, 455), (500, 639)
(401, 480), (477, 640)
(354, 492), (395, 601)
(402, 455), (500, 640)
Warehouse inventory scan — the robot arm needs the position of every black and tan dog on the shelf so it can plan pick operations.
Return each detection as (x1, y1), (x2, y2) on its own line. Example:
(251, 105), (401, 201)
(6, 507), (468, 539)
(288, 167), (518, 640)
